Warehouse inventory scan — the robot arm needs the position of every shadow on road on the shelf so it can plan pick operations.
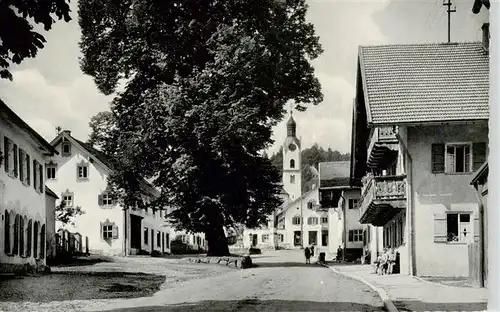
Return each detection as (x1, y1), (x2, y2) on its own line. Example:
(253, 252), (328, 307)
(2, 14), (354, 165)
(251, 262), (327, 268)
(104, 299), (385, 311)
(394, 300), (487, 312)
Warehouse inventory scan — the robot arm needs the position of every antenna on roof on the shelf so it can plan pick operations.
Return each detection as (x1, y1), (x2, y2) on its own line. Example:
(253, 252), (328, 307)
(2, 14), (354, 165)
(443, 0), (456, 43)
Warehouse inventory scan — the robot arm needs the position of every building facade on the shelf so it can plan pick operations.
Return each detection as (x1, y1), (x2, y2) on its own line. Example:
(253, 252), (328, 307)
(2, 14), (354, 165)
(45, 186), (58, 263)
(46, 130), (171, 256)
(0, 100), (58, 272)
(351, 38), (489, 277)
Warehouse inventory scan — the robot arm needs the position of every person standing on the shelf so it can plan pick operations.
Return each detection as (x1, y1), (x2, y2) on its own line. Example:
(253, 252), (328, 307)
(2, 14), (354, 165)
(304, 246), (311, 264)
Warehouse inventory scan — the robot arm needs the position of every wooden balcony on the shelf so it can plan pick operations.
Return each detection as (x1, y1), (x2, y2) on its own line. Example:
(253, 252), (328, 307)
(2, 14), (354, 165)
(359, 174), (406, 226)
(366, 126), (399, 169)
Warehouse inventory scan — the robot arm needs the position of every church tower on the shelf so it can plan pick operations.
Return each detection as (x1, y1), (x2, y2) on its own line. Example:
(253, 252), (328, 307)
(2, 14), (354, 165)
(282, 113), (301, 200)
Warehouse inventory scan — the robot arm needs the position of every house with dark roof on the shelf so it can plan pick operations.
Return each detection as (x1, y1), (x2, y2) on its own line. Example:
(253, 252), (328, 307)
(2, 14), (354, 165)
(45, 129), (202, 256)
(350, 24), (490, 277)
(318, 161), (365, 261)
(0, 99), (58, 272)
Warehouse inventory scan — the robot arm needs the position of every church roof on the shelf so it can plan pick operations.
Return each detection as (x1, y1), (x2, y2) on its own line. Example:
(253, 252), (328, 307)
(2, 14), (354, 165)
(319, 161), (351, 188)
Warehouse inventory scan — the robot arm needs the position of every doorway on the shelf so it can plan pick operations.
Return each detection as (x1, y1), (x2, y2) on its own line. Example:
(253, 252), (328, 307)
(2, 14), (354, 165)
(294, 231), (302, 246)
(322, 230), (328, 246)
(309, 231), (318, 245)
(251, 234), (258, 247)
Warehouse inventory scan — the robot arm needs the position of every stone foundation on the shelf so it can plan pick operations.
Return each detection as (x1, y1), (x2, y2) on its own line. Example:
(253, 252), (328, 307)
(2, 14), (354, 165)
(181, 256), (253, 269)
(0, 260), (51, 275)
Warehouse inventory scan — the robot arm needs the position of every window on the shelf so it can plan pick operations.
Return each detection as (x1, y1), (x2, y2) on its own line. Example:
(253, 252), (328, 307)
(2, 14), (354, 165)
(165, 233), (170, 248)
(348, 229), (363, 242)
(3, 137), (17, 177)
(46, 162), (57, 180)
(61, 142), (71, 157)
(348, 199), (359, 209)
(432, 142), (487, 174)
(62, 192), (74, 207)
(144, 227), (149, 245)
(307, 201), (314, 209)
(98, 193), (114, 206)
(321, 216), (328, 224)
(18, 149), (25, 183)
(262, 234), (269, 242)
(292, 215), (301, 225)
(157, 231), (161, 247)
(447, 213), (472, 243)
(446, 143), (471, 173)
(32, 160), (43, 193)
(279, 234), (284, 242)
(290, 175), (295, 184)
(77, 162), (89, 180)
(307, 217), (319, 225)
(102, 225), (113, 239)
(290, 159), (295, 168)
(38, 162), (43, 193)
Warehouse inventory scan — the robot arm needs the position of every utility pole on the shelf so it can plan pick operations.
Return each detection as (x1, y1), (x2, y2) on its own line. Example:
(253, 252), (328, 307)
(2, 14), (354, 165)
(443, 0), (456, 43)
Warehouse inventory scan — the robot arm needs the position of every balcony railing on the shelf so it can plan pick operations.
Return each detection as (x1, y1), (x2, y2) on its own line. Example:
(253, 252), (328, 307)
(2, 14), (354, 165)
(359, 174), (407, 226)
(366, 126), (399, 169)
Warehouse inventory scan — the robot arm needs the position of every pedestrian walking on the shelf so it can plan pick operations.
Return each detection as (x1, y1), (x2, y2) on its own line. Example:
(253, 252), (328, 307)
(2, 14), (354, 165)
(304, 246), (311, 264)
(310, 245), (315, 257)
(337, 246), (343, 263)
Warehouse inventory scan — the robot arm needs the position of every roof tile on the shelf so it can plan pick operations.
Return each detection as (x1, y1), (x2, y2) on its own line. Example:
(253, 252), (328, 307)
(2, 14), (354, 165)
(359, 42), (489, 124)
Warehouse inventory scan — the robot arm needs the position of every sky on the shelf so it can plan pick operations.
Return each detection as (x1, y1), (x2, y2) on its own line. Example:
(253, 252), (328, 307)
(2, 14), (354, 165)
(0, 0), (490, 156)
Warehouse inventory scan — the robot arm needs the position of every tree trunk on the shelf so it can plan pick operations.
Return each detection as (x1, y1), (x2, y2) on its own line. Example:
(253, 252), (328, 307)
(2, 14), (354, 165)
(205, 224), (230, 256)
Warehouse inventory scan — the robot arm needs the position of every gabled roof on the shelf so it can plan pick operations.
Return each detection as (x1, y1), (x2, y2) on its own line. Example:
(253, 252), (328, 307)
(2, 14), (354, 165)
(277, 186), (319, 216)
(319, 161), (351, 188)
(358, 42), (489, 125)
(51, 131), (160, 198)
(45, 186), (59, 199)
(0, 99), (58, 156)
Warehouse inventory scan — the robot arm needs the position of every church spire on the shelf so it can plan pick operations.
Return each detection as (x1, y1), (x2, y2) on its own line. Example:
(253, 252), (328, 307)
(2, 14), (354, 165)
(286, 110), (296, 137)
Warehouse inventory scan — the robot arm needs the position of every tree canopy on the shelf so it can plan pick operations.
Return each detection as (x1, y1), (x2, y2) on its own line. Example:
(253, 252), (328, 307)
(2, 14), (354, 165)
(79, 0), (323, 255)
(0, 0), (72, 80)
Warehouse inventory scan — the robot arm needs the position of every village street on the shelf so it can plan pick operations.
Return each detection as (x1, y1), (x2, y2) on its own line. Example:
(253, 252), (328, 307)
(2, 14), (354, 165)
(92, 250), (384, 312)
(0, 250), (384, 312)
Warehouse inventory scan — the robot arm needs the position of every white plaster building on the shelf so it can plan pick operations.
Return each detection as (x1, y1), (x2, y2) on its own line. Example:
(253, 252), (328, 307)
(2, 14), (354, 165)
(350, 36), (489, 277)
(0, 100), (58, 272)
(46, 130), (172, 256)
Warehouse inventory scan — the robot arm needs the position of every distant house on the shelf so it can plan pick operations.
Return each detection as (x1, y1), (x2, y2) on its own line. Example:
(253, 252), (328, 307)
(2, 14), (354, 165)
(47, 130), (171, 256)
(318, 161), (363, 261)
(350, 28), (490, 277)
(0, 100), (58, 272)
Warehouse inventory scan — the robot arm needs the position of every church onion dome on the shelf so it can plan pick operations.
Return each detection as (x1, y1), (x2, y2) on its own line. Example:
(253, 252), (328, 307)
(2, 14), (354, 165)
(286, 115), (296, 137)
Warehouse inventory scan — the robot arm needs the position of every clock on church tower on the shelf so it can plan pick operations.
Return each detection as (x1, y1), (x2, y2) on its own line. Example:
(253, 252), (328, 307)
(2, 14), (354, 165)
(288, 143), (297, 151)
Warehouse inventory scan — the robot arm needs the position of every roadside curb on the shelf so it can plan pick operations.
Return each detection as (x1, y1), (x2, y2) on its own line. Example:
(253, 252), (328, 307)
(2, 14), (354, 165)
(320, 263), (399, 312)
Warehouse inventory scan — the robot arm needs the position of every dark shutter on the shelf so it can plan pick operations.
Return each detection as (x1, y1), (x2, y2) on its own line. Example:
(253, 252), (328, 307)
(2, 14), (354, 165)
(39, 163), (43, 193)
(100, 222), (103, 239)
(98, 194), (103, 206)
(33, 160), (37, 190)
(13, 215), (19, 255)
(4, 211), (10, 254)
(13, 144), (18, 177)
(27, 220), (32, 257)
(26, 154), (30, 185)
(473, 142), (487, 171)
(3, 137), (9, 173)
(19, 217), (24, 257)
(348, 230), (353, 242)
(431, 143), (445, 173)
(40, 225), (45, 259)
(18, 149), (24, 182)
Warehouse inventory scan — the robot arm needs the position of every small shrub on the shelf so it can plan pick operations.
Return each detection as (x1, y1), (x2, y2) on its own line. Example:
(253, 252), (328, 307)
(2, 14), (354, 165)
(248, 247), (261, 255)
(240, 256), (253, 269)
(151, 250), (162, 257)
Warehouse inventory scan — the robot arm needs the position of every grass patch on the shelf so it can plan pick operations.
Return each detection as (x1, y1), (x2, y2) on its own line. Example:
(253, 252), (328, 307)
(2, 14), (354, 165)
(0, 271), (165, 302)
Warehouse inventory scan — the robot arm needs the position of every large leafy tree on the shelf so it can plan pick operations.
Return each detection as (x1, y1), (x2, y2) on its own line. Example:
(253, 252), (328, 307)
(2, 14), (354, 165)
(0, 0), (72, 80)
(79, 0), (323, 256)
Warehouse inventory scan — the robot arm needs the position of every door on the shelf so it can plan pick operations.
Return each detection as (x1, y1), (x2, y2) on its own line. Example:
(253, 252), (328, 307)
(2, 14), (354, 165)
(151, 229), (154, 253)
(309, 231), (318, 245)
(252, 234), (258, 247)
(322, 230), (328, 246)
(294, 231), (302, 246)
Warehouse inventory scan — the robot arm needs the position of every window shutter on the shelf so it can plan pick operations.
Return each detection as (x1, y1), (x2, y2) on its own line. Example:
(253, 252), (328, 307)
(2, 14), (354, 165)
(431, 144), (445, 173)
(18, 150), (24, 181)
(27, 220), (32, 257)
(13, 144), (18, 177)
(3, 138), (9, 173)
(4, 212), (10, 254)
(98, 194), (103, 206)
(348, 230), (353, 242)
(473, 142), (487, 171)
(433, 213), (447, 243)
(26, 154), (30, 185)
(473, 213), (480, 242)
(112, 225), (118, 239)
(13, 216), (19, 255)
(19, 218), (24, 257)
(33, 160), (37, 190)
(38, 164), (43, 192)
(100, 222), (103, 239)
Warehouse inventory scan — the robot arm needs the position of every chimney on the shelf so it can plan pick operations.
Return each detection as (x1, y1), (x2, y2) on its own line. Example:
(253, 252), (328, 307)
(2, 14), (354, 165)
(62, 129), (71, 136)
(482, 23), (490, 53)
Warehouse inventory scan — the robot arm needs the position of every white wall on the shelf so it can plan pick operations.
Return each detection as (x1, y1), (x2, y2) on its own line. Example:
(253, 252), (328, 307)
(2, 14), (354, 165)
(45, 194), (57, 260)
(0, 119), (49, 267)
